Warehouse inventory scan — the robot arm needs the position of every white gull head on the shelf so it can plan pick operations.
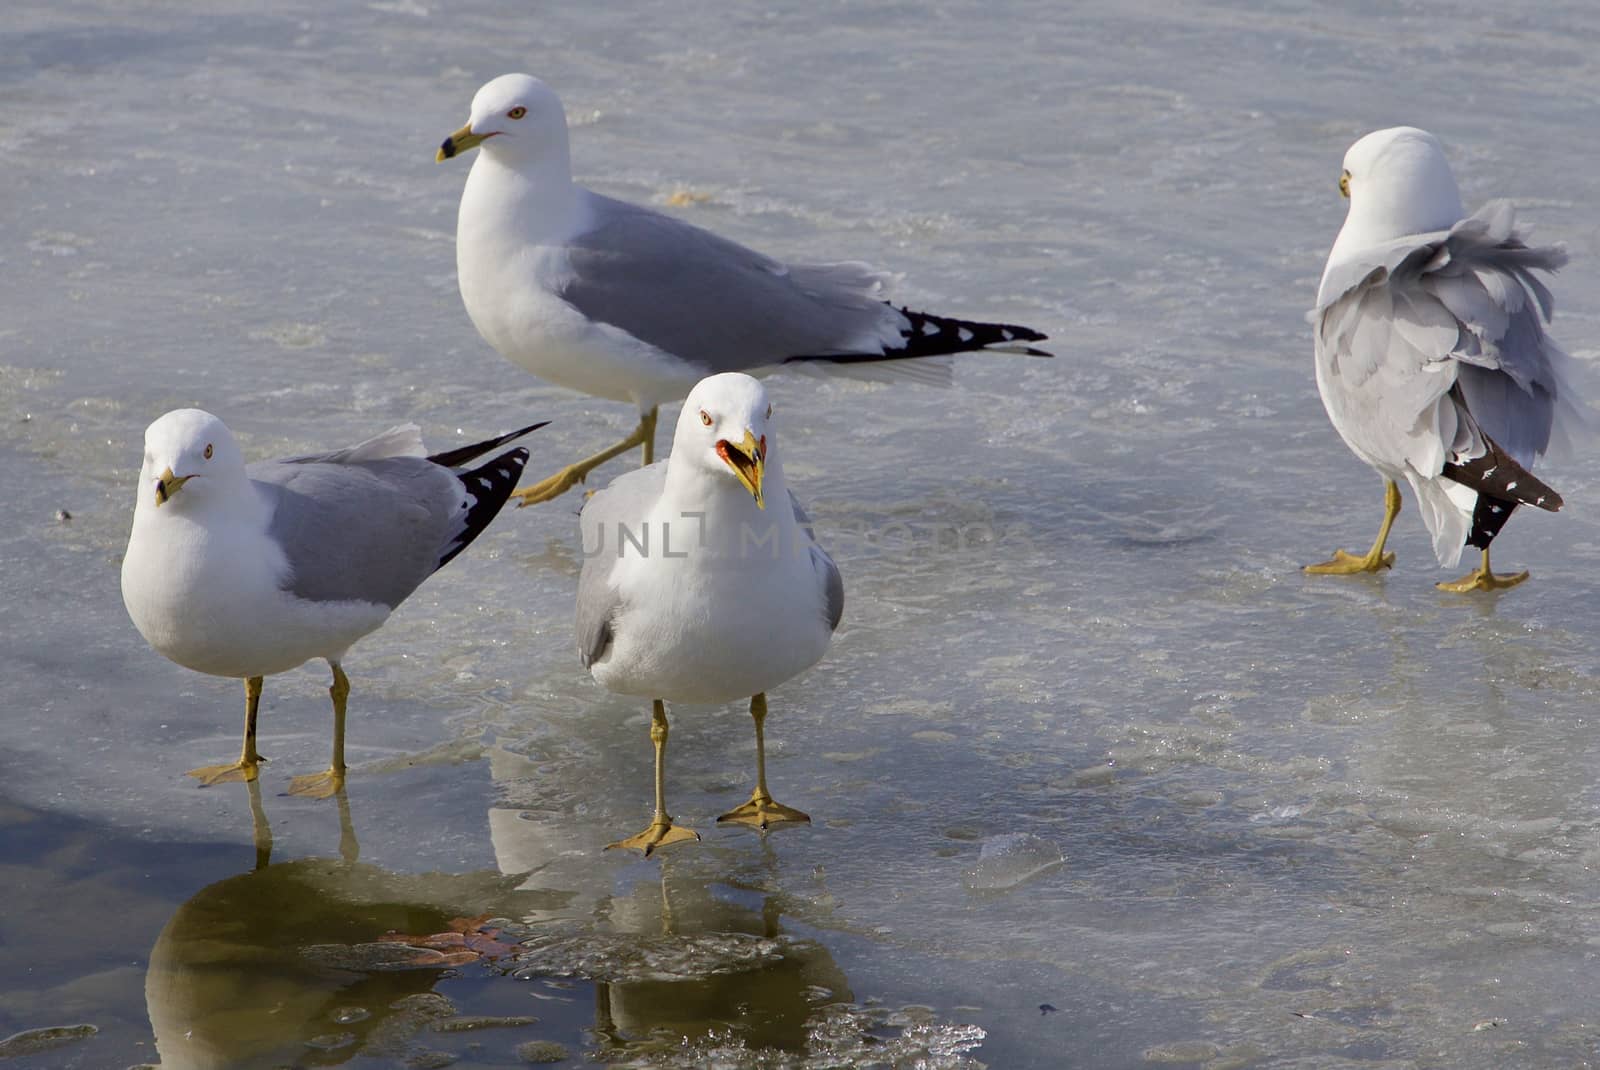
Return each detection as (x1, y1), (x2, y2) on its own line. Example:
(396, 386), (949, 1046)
(667, 373), (777, 511)
(1330, 126), (1465, 259)
(443, 73), (570, 171)
(135, 408), (248, 515)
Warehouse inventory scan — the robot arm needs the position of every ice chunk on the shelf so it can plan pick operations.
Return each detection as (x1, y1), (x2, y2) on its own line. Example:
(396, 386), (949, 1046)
(302, 942), (473, 972)
(518, 1039), (570, 1063)
(961, 833), (1064, 892)
(0, 1025), (98, 1058)
(431, 1015), (539, 1033)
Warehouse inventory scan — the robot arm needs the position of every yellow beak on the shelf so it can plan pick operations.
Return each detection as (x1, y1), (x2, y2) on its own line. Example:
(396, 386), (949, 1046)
(1339, 170), (1351, 198)
(716, 430), (765, 509)
(154, 466), (191, 507)
(436, 122), (488, 162)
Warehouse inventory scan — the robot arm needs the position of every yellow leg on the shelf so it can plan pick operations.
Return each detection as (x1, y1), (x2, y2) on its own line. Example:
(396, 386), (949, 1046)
(607, 700), (700, 856)
(287, 663), (349, 799)
(1305, 479), (1401, 575)
(640, 406), (658, 466)
(717, 693), (811, 830)
(1436, 547), (1530, 593)
(512, 407), (659, 507)
(187, 676), (267, 786)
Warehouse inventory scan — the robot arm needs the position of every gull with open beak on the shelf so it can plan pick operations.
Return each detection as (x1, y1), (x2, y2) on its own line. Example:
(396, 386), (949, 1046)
(575, 373), (843, 855)
(435, 72), (1048, 507)
(120, 408), (543, 796)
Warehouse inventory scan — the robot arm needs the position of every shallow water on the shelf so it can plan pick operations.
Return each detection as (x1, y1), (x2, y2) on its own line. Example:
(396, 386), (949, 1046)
(6, 0), (1600, 1067)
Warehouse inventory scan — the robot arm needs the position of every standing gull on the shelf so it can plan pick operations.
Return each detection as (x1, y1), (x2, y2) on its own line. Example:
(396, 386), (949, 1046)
(121, 409), (544, 796)
(576, 373), (841, 855)
(436, 73), (1049, 506)
(1306, 126), (1587, 591)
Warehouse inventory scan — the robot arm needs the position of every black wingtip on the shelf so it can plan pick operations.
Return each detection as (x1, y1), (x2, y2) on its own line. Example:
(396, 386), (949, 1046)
(1443, 429), (1562, 551)
(783, 304), (1051, 368)
(1443, 438), (1562, 515)
(888, 305), (1051, 359)
(435, 446), (533, 571)
(427, 420), (548, 469)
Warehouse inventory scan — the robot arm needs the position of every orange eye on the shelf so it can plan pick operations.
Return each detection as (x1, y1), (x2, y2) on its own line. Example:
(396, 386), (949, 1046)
(507, 106), (527, 120)
(699, 410), (712, 426)
(203, 443), (213, 459)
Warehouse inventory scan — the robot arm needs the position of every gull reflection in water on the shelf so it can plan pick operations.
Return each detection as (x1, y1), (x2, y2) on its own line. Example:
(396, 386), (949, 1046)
(486, 758), (853, 1061)
(142, 783), (552, 1070)
(591, 865), (854, 1057)
(145, 761), (956, 1067)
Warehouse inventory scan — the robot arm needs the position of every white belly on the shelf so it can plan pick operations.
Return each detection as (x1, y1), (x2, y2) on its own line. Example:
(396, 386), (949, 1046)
(592, 548), (832, 706)
(458, 242), (704, 409)
(121, 520), (390, 679)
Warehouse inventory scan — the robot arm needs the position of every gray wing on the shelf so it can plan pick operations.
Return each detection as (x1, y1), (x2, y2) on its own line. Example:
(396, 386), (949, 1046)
(253, 457), (460, 608)
(560, 194), (902, 374)
(1314, 200), (1577, 474)
(575, 463), (668, 667)
(790, 491), (844, 632)
(279, 423), (427, 465)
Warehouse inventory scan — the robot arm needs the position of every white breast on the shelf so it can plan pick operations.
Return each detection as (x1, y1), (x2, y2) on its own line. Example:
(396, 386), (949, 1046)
(121, 493), (391, 679)
(590, 510), (832, 705)
(455, 166), (704, 408)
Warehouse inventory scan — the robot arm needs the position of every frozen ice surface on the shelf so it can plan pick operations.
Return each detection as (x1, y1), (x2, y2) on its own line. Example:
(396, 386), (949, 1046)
(615, 1010), (988, 1070)
(962, 833), (1066, 892)
(6, 0), (1600, 1067)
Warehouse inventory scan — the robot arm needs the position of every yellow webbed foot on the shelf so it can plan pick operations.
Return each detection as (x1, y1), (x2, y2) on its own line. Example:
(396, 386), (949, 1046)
(606, 817), (700, 857)
(1436, 566), (1529, 593)
(512, 411), (658, 507)
(716, 790), (811, 831)
(186, 757), (264, 787)
(1304, 548), (1395, 575)
(511, 466), (586, 508)
(285, 768), (346, 799)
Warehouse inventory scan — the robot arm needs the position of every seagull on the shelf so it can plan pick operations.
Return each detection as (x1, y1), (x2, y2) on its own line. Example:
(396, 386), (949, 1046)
(1306, 126), (1587, 592)
(575, 373), (841, 854)
(436, 73), (1049, 506)
(120, 409), (544, 796)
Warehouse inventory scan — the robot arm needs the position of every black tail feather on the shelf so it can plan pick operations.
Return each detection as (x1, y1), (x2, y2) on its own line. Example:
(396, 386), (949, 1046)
(1442, 426), (1561, 551)
(1465, 494), (1519, 551)
(435, 447), (532, 571)
(783, 304), (1051, 367)
(427, 419), (548, 469)
(1442, 435), (1562, 514)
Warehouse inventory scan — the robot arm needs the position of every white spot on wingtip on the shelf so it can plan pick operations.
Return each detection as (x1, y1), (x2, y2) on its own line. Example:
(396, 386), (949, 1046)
(958, 328), (974, 342)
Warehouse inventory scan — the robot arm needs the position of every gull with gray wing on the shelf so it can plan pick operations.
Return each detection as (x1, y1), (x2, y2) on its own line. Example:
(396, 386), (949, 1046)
(575, 373), (841, 854)
(1306, 126), (1588, 592)
(121, 409), (543, 796)
(437, 73), (1049, 506)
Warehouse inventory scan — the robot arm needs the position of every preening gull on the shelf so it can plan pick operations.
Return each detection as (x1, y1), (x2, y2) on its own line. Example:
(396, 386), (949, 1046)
(436, 73), (1049, 505)
(120, 409), (544, 796)
(575, 373), (842, 854)
(1306, 126), (1587, 591)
